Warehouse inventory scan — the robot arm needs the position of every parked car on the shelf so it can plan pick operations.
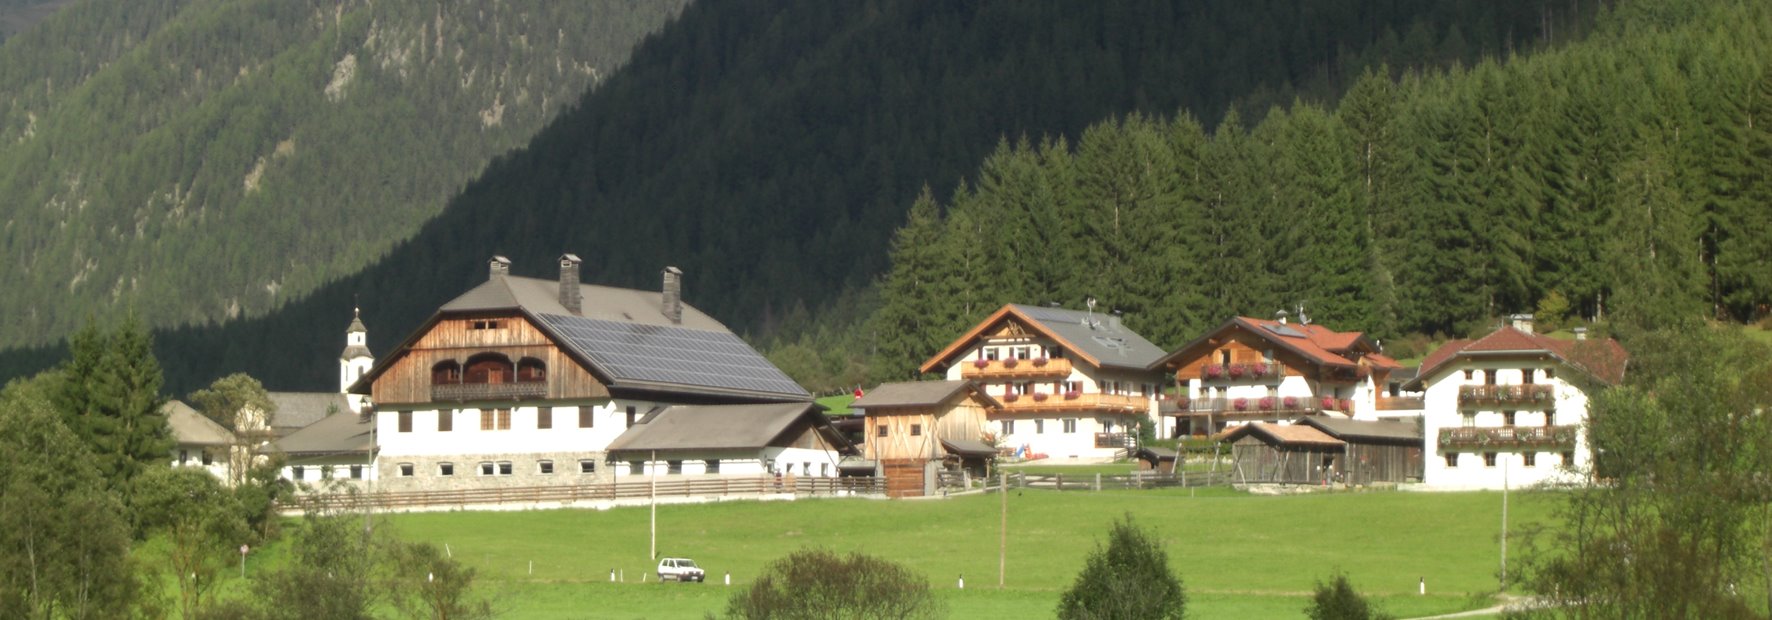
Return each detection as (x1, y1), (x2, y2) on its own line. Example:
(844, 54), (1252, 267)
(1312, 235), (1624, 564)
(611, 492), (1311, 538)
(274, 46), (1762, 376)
(657, 557), (705, 583)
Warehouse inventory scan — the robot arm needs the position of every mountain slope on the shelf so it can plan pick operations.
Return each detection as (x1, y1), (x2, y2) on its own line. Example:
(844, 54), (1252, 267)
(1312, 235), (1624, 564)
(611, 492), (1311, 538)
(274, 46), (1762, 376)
(0, 0), (686, 347)
(1, 0), (1578, 392)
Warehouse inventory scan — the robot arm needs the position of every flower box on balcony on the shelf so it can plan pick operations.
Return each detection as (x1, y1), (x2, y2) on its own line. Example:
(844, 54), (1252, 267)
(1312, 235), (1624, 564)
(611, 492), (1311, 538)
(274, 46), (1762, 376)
(1032, 392), (1049, 402)
(1258, 396), (1276, 410)
(1004, 358), (1020, 369)
(1233, 397), (1249, 411)
(1004, 393), (1021, 403)
(1321, 397), (1336, 410)
(1283, 396), (1299, 409)
(1032, 357), (1049, 367)
(1204, 364), (1224, 379)
(1064, 390), (1081, 400)
(1228, 364), (1247, 379)
(1340, 399), (1355, 412)
(973, 359), (990, 369)
(1251, 362), (1269, 377)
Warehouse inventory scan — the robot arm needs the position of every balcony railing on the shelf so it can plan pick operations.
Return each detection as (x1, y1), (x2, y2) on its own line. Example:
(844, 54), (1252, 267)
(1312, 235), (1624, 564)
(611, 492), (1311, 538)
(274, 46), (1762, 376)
(431, 381), (547, 402)
(1319, 365), (1371, 384)
(1094, 432), (1137, 449)
(1458, 384), (1555, 410)
(1376, 396), (1425, 411)
(1198, 362), (1284, 383)
(1438, 425), (1578, 450)
(961, 357), (1073, 379)
(1000, 392), (1148, 415)
(1159, 395), (1353, 417)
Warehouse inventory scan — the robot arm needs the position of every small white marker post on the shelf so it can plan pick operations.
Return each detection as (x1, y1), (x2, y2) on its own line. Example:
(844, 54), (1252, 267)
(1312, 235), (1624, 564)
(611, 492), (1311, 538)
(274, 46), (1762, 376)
(724, 572), (731, 586)
(610, 569), (616, 582)
(1419, 577), (1425, 595)
(239, 544), (250, 578)
(957, 574), (964, 589)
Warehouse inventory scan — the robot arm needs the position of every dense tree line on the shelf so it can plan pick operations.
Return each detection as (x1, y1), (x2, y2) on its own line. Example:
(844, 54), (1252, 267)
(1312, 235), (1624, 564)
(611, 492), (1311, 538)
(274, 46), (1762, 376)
(859, 0), (1772, 382)
(0, 0), (686, 349)
(0, 0), (1580, 393)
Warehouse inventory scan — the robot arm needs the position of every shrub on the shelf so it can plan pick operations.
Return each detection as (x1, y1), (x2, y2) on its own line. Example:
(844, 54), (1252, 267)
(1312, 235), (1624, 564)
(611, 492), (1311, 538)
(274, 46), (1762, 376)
(722, 548), (943, 620)
(1057, 514), (1185, 620)
(1305, 571), (1392, 620)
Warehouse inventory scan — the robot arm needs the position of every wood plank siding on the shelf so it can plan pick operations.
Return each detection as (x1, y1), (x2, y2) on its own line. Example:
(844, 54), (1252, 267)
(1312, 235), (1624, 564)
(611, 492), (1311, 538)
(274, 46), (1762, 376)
(371, 313), (610, 406)
(863, 401), (989, 462)
(1171, 334), (1313, 382)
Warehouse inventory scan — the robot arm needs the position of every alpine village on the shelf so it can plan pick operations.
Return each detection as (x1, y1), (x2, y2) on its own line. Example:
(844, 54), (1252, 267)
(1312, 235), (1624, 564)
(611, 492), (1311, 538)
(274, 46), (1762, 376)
(1, 1), (1770, 619)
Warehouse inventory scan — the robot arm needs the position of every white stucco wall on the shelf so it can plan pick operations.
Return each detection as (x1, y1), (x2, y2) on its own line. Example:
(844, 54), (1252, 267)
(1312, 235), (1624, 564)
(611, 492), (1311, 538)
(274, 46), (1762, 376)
(944, 339), (1160, 459)
(1420, 361), (1591, 490)
(376, 399), (649, 458)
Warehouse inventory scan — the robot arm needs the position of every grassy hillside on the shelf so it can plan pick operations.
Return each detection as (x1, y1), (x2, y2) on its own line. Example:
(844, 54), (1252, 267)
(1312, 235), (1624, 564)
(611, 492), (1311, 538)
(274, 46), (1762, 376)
(0, 0), (685, 349)
(213, 489), (1552, 618)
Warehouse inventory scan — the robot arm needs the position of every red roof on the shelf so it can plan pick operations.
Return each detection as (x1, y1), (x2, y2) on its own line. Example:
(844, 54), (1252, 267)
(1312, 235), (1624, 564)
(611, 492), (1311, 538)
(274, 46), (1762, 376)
(1234, 317), (1369, 367)
(1414, 327), (1627, 387)
(1364, 353), (1403, 370)
(1215, 422), (1346, 447)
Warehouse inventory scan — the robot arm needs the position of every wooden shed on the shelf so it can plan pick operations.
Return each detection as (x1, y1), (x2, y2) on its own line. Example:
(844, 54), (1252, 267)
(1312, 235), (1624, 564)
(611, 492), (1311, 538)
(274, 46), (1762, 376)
(853, 380), (1000, 497)
(1297, 417), (1424, 484)
(1218, 423), (1346, 485)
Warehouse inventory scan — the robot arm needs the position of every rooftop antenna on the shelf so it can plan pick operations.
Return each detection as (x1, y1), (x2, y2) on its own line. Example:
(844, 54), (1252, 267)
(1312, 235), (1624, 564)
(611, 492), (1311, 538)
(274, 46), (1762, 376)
(1297, 302), (1311, 326)
(1085, 297), (1098, 329)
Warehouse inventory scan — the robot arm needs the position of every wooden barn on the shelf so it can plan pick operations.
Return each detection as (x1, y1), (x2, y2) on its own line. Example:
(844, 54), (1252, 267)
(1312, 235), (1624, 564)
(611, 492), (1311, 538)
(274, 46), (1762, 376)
(852, 380), (1000, 498)
(1297, 417), (1424, 484)
(1218, 423), (1346, 485)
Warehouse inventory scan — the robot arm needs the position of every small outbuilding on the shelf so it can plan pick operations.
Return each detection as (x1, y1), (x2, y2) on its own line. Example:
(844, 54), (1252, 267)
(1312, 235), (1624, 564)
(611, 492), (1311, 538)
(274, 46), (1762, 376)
(852, 380), (1000, 497)
(1217, 423), (1346, 485)
(1296, 417), (1424, 484)
(1134, 445), (1179, 474)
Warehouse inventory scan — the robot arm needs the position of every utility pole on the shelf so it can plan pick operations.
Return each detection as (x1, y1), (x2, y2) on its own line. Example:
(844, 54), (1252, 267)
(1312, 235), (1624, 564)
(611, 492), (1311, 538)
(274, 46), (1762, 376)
(1500, 460), (1509, 589)
(999, 471), (1007, 588)
(650, 450), (658, 560)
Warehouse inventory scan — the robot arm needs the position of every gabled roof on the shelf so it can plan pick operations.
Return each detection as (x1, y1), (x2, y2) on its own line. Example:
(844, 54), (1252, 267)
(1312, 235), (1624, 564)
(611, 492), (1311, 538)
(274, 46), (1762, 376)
(1215, 422), (1345, 447)
(940, 438), (998, 458)
(920, 304), (1166, 374)
(272, 412), (374, 457)
(605, 402), (833, 454)
(1153, 317), (1375, 371)
(355, 271), (808, 402)
(1297, 417), (1422, 445)
(1408, 326), (1628, 390)
(852, 380), (1000, 410)
(266, 392), (352, 433)
(164, 400), (234, 446)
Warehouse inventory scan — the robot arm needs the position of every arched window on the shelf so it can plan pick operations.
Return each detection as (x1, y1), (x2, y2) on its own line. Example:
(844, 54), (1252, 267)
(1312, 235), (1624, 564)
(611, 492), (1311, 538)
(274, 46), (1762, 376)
(517, 357), (547, 383)
(464, 353), (513, 384)
(431, 360), (462, 385)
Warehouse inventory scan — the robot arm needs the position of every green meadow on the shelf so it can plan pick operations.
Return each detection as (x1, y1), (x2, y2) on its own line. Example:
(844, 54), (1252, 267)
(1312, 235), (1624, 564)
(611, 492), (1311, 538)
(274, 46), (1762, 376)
(341, 487), (1553, 619)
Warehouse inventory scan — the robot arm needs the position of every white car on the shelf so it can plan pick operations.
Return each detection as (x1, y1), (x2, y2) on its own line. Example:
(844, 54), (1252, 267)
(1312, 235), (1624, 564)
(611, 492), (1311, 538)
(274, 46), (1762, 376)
(657, 557), (705, 583)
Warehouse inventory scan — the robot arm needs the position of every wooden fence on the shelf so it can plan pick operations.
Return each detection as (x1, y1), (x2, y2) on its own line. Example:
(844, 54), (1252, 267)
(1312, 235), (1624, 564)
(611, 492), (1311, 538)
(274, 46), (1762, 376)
(936, 470), (1234, 493)
(291, 475), (886, 511)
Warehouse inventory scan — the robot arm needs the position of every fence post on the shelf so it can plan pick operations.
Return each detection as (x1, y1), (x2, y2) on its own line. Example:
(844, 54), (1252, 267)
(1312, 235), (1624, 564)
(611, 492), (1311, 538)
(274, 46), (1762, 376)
(1094, 473), (1100, 491)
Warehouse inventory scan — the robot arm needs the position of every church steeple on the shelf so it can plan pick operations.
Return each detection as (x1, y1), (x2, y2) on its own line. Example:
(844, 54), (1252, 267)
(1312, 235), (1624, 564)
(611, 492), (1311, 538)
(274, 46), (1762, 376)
(340, 306), (374, 413)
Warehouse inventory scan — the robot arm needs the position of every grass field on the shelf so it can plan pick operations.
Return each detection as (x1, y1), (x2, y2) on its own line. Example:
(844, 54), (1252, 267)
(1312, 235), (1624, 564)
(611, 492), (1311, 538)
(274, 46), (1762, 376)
(335, 487), (1555, 619)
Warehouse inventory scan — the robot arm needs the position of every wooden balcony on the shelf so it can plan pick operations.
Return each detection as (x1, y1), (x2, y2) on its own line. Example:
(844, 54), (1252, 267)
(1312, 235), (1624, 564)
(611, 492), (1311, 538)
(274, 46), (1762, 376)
(431, 381), (547, 402)
(1197, 362), (1284, 383)
(1458, 384), (1554, 410)
(1319, 365), (1371, 384)
(1376, 396), (1424, 411)
(1160, 396), (1351, 417)
(999, 392), (1148, 415)
(960, 357), (1073, 379)
(1438, 425), (1578, 450)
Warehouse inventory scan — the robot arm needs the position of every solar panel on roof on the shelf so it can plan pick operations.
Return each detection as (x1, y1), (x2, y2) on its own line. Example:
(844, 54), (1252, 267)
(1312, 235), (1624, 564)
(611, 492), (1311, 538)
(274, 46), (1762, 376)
(539, 314), (807, 397)
(1264, 324), (1307, 338)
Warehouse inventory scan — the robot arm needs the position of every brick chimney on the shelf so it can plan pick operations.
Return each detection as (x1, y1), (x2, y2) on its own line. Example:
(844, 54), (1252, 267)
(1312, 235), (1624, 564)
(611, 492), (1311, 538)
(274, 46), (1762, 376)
(559, 254), (582, 315)
(488, 255), (511, 279)
(662, 266), (683, 324)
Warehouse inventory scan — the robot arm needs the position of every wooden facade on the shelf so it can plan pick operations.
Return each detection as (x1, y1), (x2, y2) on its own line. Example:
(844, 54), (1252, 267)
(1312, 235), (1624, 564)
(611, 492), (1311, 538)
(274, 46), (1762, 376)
(1229, 436), (1342, 485)
(863, 400), (990, 462)
(370, 313), (610, 407)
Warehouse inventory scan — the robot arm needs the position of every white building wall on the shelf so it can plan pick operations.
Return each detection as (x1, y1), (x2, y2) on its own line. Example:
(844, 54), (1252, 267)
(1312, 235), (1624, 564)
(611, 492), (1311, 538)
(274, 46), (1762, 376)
(1420, 361), (1591, 490)
(171, 445), (230, 480)
(946, 339), (1159, 460)
(375, 400), (649, 458)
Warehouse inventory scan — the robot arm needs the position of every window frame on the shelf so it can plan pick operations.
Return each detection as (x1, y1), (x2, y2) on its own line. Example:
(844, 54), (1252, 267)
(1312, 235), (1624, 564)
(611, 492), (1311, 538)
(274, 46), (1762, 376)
(537, 406), (553, 430)
(398, 411), (412, 433)
(578, 460), (596, 474)
(399, 463), (415, 477)
(538, 460), (554, 475)
(438, 409), (453, 432)
(438, 462), (454, 477)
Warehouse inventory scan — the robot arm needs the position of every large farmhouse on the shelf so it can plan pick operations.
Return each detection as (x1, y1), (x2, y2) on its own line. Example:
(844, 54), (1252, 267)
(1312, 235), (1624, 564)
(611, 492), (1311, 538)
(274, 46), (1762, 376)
(1407, 316), (1627, 490)
(1153, 312), (1405, 436)
(919, 303), (1166, 460)
(344, 255), (835, 492)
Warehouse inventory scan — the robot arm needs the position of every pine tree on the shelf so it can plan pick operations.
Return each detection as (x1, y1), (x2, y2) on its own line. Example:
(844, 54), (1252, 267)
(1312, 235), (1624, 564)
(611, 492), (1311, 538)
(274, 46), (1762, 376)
(869, 188), (951, 381)
(1337, 67), (1406, 337)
